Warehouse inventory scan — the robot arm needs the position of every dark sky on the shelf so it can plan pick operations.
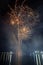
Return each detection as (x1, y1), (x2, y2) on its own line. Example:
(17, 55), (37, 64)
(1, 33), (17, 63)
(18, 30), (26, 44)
(0, 0), (43, 65)
(0, 0), (43, 15)
(0, 0), (43, 52)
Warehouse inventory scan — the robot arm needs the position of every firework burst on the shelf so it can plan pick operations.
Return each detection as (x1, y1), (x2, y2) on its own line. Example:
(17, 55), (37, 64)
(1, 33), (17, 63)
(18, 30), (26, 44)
(8, 0), (40, 65)
(8, 4), (39, 40)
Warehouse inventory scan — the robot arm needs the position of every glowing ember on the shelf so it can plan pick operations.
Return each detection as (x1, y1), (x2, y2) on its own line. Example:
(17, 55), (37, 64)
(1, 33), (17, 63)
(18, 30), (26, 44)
(10, 20), (15, 25)
(22, 27), (26, 32)
(18, 26), (31, 40)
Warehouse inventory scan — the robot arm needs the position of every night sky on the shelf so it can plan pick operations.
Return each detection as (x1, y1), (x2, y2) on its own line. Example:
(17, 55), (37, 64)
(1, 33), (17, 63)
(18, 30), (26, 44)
(0, 0), (43, 65)
(0, 0), (43, 51)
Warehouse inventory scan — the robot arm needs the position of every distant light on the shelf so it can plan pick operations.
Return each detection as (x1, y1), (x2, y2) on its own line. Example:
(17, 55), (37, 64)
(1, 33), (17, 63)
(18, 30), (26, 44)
(42, 54), (43, 59)
(10, 51), (13, 54)
(22, 27), (26, 32)
(29, 11), (33, 16)
(35, 51), (39, 53)
(41, 51), (43, 54)
(16, 18), (19, 22)
(9, 51), (12, 64)
(10, 21), (15, 25)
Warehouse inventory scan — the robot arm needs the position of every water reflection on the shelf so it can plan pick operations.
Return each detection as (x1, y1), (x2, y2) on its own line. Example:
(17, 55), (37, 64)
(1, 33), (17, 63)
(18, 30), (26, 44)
(0, 51), (43, 65)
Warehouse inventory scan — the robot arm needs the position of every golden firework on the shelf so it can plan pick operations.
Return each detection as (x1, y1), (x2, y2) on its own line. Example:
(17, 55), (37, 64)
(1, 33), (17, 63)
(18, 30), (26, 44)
(8, 0), (39, 65)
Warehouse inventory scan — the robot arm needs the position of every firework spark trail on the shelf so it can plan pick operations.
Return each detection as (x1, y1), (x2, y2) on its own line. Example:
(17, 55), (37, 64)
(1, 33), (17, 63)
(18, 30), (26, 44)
(15, 0), (27, 8)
